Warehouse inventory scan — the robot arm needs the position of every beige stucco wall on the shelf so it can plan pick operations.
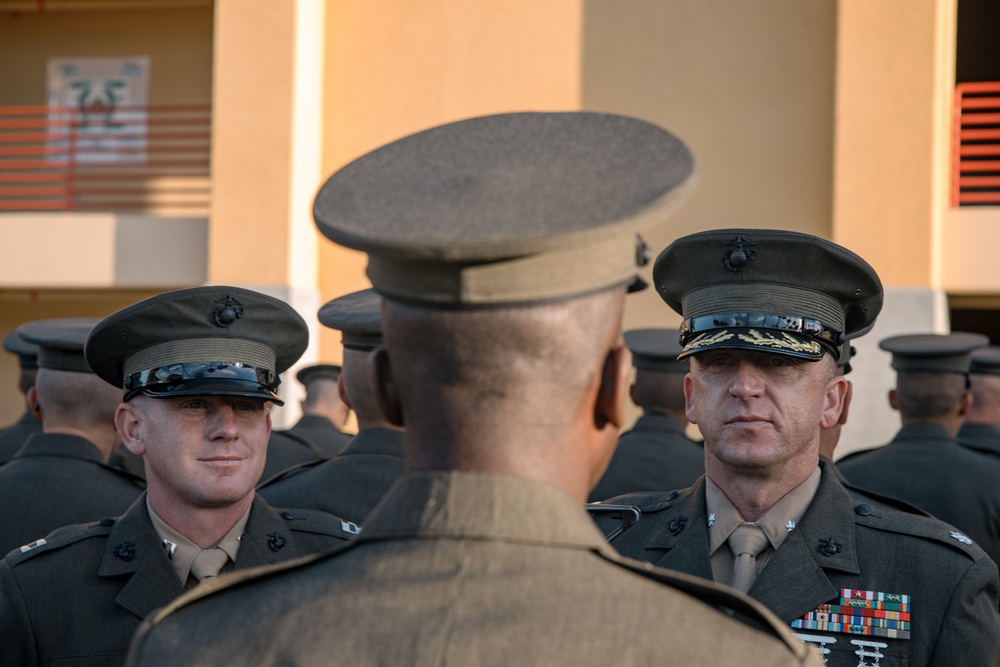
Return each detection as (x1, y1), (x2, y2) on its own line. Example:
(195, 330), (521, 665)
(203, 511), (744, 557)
(0, 5), (213, 106)
(833, 0), (957, 288)
(0, 289), (164, 426)
(316, 0), (585, 357)
(580, 0), (838, 336)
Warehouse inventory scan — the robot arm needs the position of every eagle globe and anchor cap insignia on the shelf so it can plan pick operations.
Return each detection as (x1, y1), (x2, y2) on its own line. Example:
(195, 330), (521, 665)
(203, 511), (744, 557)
(211, 296), (244, 328)
(723, 236), (756, 272)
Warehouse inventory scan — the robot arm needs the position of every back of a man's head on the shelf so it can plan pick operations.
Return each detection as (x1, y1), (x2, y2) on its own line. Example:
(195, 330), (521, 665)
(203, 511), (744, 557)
(967, 372), (1000, 425)
(382, 288), (624, 439)
(341, 348), (394, 431)
(893, 371), (968, 422)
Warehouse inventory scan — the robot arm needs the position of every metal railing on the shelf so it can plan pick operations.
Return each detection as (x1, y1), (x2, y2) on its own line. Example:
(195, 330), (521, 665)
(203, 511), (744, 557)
(952, 82), (1000, 206)
(0, 104), (211, 215)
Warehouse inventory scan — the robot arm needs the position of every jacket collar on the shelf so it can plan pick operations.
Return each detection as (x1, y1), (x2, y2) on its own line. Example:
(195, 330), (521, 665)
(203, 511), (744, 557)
(340, 428), (405, 458)
(360, 472), (609, 551)
(630, 413), (686, 435)
(892, 422), (956, 443)
(13, 432), (105, 463)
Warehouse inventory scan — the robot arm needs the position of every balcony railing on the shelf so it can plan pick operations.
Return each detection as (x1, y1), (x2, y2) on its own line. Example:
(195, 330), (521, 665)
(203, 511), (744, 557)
(0, 104), (211, 216)
(952, 82), (1000, 206)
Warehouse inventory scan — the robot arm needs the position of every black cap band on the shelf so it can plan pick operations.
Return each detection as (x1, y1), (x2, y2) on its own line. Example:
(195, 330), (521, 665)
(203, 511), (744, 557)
(123, 361), (281, 404)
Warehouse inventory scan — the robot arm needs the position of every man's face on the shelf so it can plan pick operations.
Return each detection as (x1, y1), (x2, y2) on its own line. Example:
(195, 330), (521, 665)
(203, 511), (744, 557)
(685, 349), (845, 475)
(117, 394), (271, 510)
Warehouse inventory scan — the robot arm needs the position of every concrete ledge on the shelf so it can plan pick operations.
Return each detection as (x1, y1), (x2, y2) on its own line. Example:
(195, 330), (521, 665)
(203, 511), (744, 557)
(0, 213), (207, 288)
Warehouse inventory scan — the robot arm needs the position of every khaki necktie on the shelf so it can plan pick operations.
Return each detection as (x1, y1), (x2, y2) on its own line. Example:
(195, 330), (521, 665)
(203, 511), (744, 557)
(190, 547), (230, 583)
(728, 523), (769, 593)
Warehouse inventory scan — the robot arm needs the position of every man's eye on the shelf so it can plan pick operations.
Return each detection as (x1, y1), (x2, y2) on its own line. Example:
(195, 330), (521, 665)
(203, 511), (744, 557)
(182, 401), (205, 409)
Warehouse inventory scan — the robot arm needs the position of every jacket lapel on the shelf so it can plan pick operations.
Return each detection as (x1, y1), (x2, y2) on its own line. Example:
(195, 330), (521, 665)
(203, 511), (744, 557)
(98, 496), (185, 619)
(235, 495), (297, 567)
(745, 461), (861, 623)
(642, 479), (714, 581)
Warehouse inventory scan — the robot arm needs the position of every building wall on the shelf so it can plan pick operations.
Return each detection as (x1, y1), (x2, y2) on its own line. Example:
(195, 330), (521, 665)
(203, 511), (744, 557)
(0, 288), (164, 426)
(316, 0), (585, 356)
(580, 0), (838, 335)
(0, 6), (214, 106)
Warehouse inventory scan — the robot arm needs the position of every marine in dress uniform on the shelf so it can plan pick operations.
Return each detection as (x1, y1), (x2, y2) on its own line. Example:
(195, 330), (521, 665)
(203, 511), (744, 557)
(0, 287), (355, 667)
(0, 318), (144, 556)
(838, 333), (1000, 566)
(589, 329), (704, 501)
(592, 229), (1000, 666)
(958, 346), (1000, 459)
(278, 363), (354, 457)
(0, 328), (42, 462)
(126, 113), (817, 667)
(259, 289), (404, 524)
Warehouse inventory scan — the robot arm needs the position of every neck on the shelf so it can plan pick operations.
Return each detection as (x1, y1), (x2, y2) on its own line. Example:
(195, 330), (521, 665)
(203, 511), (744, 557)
(43, 423), (121, 462)
(404, 408), (595, 505)
(145, 488), (254, 548)
(705, 453), (818, 522)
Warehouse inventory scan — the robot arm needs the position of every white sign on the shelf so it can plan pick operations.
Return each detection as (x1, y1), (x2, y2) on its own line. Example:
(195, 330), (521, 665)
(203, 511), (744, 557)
(46, 56), (151, 164)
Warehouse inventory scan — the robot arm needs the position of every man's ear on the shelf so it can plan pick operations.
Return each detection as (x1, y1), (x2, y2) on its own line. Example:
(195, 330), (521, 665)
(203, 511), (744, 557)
(888, 388), (899, 412)
(684, 373), (698, 425)
(115, 402), (146, 456)
(595, 346), (631, 431)
(838, 380), (854, 426)
(337, 374), (353, 410)
(371, 348), (404, 427)
(819, 375), (849, 429)
(958, 390), (972, 417)
(26, 386), (41, 420)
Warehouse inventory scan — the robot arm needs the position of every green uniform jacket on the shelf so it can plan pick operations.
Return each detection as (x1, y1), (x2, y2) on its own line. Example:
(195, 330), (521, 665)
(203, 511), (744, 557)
(258, 428), (405, 524)
(126, 472), (818, 667)
(838, 423), (1000, 565)
(260, 430), (325, 482)
(0, 433), (145, 556)
(281, 414), (353, 458)
(958, 422), (1000, 459)
(0, 409), (41, 463)
(593, 460), (1000, 667)
(0, 493), (355, 667)
(589, 414), (704, 502)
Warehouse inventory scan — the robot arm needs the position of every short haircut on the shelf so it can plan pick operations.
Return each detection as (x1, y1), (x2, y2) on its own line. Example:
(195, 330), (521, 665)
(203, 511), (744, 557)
(894, 371), (967, 419)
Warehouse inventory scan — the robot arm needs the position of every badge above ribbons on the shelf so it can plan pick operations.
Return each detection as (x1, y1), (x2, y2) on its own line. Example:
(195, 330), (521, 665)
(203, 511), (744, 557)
(790, 589), (911, 640)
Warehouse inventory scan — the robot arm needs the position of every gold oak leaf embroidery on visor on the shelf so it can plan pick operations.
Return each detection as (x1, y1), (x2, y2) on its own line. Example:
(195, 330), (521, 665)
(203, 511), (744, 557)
(737, 330), (822, 354)
(685, 331), (736, 350)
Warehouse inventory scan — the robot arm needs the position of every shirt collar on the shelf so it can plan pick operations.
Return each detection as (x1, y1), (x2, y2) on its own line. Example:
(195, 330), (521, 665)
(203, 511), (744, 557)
(705, 466), (821, 556)
(147, 499), (251, 585)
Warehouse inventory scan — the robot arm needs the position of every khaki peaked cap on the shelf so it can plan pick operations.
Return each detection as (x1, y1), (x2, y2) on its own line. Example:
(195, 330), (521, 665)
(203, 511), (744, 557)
(85, 286), (308, 404)
(313, 112), (695, 307)
(654, 229), (883, 360)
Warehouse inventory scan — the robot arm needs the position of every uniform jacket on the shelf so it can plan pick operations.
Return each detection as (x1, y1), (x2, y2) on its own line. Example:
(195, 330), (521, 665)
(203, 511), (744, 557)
(0, 493), (355, 667)
(838, 423), (1000, 565)
(589, 413), (704, 502)
(958, 422), (1000, 459)
(0, 433), (145, 556)
(281, 414), (353, 458)
(260, 429), (325, 482)
(126, 472), (818, 667)
(0, 409), (41, 463)
(594, 459), (1000, 667)
(258, 427), (405, 524)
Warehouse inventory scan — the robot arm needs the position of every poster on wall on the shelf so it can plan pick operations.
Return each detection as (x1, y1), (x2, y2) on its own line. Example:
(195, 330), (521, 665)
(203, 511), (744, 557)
(46, 56), (151, 164)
